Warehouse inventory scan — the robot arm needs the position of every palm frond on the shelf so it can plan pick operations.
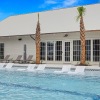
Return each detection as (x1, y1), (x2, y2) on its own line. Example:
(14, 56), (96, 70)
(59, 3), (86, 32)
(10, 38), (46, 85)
(76, 6), (86, 21)
(76, 15), (80, 21)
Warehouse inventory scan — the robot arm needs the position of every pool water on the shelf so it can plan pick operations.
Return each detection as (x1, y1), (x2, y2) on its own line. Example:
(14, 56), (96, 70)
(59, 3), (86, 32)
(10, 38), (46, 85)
(0, 70), (100, 100)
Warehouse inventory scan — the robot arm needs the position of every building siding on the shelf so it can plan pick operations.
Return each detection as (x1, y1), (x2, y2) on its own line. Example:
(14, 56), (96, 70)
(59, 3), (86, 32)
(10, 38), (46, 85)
(0, 31), (99, 64)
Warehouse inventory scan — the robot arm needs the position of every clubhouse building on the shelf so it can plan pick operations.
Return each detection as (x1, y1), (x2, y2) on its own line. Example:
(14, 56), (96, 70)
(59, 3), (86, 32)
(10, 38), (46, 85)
(0, 4), (100, 65)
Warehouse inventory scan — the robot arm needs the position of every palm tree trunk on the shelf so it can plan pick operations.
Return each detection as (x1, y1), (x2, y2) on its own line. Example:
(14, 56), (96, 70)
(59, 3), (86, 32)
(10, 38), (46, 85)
(36, 40), (40, 64)
(80, 16), (86, 65)
(36, 19), (40, 64)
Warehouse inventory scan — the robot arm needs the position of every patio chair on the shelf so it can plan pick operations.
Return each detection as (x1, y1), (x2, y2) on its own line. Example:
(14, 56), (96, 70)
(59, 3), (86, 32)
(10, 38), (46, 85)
(54, 64), (71, 74)
(13, 55), (22, 63)
(17, 64), (36, 71)
(67, 66), (86, 75)
(23, 55), (33, 63)
(0, 55), (10, 63)
(0, 63), (5, 69)
(35, 64), (46, 72)
(5, 63), (14, 70)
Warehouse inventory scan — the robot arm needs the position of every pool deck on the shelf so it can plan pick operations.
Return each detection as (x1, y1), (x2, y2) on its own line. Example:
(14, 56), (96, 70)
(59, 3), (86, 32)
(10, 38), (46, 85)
(9, 63), (100, 70)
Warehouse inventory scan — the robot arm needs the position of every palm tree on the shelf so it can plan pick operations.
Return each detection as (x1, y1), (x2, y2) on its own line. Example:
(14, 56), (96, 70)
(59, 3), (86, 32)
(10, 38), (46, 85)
(77, 6), (86, 65)
(35, 13), (40, 64)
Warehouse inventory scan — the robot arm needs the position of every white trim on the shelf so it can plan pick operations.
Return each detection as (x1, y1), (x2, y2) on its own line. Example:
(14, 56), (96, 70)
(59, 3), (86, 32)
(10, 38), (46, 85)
(62, 41), (64, 63)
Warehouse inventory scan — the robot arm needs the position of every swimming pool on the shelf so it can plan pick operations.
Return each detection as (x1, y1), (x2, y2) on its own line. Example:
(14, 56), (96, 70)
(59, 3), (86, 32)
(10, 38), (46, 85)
(0, 70), (100, 100)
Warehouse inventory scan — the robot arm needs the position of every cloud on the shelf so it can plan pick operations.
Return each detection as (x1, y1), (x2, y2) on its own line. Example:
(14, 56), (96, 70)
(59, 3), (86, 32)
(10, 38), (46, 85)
(63, 0), (78, 6)
(45, 0), (57, 4)
(40, 0), (58, 8)
(40, 0), (79, 9)
(52, 0), (78, 10)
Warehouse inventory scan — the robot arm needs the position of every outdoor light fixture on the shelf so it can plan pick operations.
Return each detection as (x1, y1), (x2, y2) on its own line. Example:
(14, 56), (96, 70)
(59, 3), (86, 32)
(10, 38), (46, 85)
(64, 34), (68, 37)
(18, 38), (22, 41)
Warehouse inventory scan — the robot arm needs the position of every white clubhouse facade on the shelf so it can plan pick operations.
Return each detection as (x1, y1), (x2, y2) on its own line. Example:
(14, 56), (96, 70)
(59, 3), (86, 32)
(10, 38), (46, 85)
(0, 4), (100, 65)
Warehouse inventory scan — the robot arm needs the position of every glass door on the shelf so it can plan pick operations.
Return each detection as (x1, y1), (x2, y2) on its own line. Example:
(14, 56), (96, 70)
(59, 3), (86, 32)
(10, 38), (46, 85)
(55, 41), (62, 61)
(65, 42), (70, 62)
(0, 43), (4, 59)
(23, 44), (27, 62)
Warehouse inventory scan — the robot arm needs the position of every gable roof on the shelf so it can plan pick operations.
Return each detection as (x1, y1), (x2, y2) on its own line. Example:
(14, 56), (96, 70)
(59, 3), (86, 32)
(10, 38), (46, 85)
(0, 4), (100, 36)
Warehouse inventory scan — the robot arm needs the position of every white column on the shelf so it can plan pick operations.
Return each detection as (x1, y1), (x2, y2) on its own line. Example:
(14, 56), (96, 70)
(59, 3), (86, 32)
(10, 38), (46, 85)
(62, 41), (64, 63)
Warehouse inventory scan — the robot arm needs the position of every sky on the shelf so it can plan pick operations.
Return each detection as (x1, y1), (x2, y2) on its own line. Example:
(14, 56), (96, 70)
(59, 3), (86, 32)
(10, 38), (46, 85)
(0, 0), (100, 21)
